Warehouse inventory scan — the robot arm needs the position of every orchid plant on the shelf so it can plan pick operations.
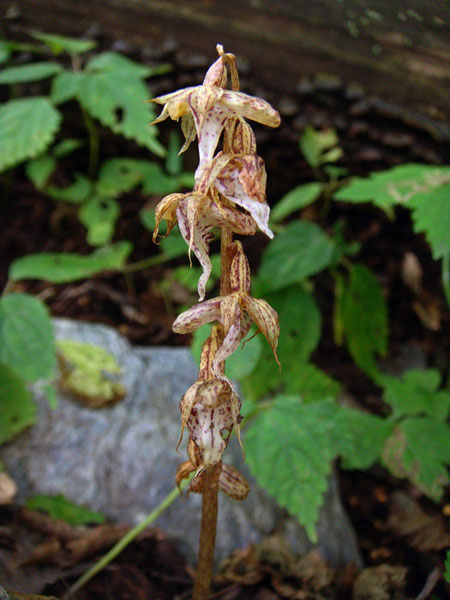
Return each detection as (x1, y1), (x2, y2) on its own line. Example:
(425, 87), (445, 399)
(151, 45), (280, 599)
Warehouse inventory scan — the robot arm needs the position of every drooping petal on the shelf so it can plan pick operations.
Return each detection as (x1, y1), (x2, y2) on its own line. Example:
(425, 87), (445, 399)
(192, 103), (229, 182)
(198, 152), (232, 194)
(212, 295), (252, 375)
(220, 90), (280, 128)
(152, 87), (196, 121)
(175, 459), (195, 490)
(178, 381), (202, 451)
(242, 296), (280, 367)
(207, 201), (258, 237)
(198, 325), (224, 381)
(180, 114), (197, 154)
(215, 157), (273, 239)
(172, 296), (223, 334)
(229, 241), (251, 294)
(153, 192), (185, 242)
(219, 464), (250, 500)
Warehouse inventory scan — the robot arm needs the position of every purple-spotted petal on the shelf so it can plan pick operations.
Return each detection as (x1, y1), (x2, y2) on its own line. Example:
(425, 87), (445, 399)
(172, 296), (224, 334)
(229, 241), (251, 294)
(242, 296), (280, 367)
(219, 464), (250, 500)
(212, 295), (251, 375)
(220, 90), (280, 128)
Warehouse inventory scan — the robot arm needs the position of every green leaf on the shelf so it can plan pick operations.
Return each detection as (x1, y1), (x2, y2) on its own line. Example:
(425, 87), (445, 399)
(26, 494), (106, 525)
(0, 41), (12, 63)
(31, 30), (97, 55)
(96, 158), (147, 198)
(334, 164), (450, 215)
(258, 221), (334, 292)
(50, 71), (84, 104)
(0, 363), (36, 444)
(340, 264), (388, 378)
(409, 184), (450, 260)
(86, 51), (170, 79)
(382, 417), (450, 501)
(52, 138), (84, 157)
(0, 97), (61, 172)
(77, 71), (165, 156)
(0, 61), (62, 84)
(141, 162), (179, 195)
(79, 196), (120, 246)
(245, 396), (339, 541)
(336, 407), (392, 470)
(284, 363), (341, 401)
(25, 155), (56, 190)
(166, 131), (183, 176)
(47, 174), (93, 203)
(0, 294), (56, 382)
(9, 242), (132, 283)
(381, 369), (450, 420)
(191, 324), (262, 380)
(445, 550), (450, 584)
(43, 383), (58, 410)
(299, 127), (342, 168)
(140, 208), (167, 235)
(271, 183), (322, 223)
(160, 231), (187, 259)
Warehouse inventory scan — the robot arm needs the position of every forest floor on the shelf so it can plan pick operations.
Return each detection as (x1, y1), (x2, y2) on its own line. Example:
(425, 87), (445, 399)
(1, 27), (449, 600)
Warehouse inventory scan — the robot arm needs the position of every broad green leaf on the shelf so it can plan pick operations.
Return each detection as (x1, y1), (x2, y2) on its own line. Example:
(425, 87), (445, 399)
(191, 324), (262, 380)
(26, 494), (105, 525)
(50, 71), (84, 104)
(271, 183), (322, 223)
(31, 31), (97, 55)
(0, 294), (56, 382)
(79, 196), (120, 246)
(47, 174), (93, 203)
(0, 97), (61, 172)
(52, 138), (84, 157)
(0, 363), (36, 444)
(241, 285), (321, 400)
(334, 164), (450, 214)
(0, 41), (12, 63)
(9, 242), (132, 283)
(86, 51), (170, 79)
(299, 127), (342, 168)
(77, 71), (165, 156)
(284, 363), (341, 401)
(340, 264), (388, 378)
(0, 61), (62, 84)
(25, 155), (56, 190)
(140, 162), (179, 195)
(409, 185), (450, 259)
(382, 417), (450, 501)
(381, 369), (450, 420)
(245, 396), (339, 541)
(258, 221), (334, 292)
(96, 158), (146, 198)
(58, 340), (126, 407)
(335, 407), (392, 470)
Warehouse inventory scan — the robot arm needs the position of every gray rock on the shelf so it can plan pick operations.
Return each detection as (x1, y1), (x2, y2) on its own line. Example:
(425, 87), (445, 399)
(0, 319), (361, 568)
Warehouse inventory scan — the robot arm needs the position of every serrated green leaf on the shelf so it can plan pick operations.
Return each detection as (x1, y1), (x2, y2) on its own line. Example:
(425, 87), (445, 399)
(86, 51), (169, 79)
(50, 71), (84, 104)
(334, 164), (450, 215)
(382, 417), (450, 501)
(0, 97), (61, 172)
(284, 363), (341, 400)
(340, 264), (388, 378)
(79, 196), (120, 246)
(408, 184), (450, 260)
(300, 127), (341, 169)
(25, 155), (56, 190)
(96, 158), (146, 198)
(0, 363), (36, 444)
(258, 221), (334, 293)
(26, 494), (105, 525)
(191, 324), (262, 380)
(245, 396), (339, 541)
(336, 407), (392, 470)
(0, 294), (56, 383)
(77, 71), (165, 156)
(271, 183), (322, 223)
(381, 369), (450, 420)
(52, 138), (84, 157)
(0, 61), (62, 84)
(9, 242), (132, 283)
(47, 174), (93, 203)
(31, 31), (97, 55)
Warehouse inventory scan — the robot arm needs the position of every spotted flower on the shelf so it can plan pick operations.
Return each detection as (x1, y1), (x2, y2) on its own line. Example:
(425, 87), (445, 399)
(150, 50), (280, 183)
(172, 242), (280, 376)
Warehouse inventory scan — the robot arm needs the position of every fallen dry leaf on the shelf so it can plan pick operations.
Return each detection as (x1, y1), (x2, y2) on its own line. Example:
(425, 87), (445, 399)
(353, 564), (408, 600)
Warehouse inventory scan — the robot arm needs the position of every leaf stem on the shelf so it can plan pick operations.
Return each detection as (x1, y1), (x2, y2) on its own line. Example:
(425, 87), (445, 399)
(65, 474), (193, 599)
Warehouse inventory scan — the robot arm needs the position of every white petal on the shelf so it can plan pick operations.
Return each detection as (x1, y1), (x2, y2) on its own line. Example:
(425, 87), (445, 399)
(172, 297), (223, 334)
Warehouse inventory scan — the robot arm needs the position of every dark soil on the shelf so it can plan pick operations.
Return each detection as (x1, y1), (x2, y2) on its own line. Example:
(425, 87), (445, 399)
(1, 25), (449, 600)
